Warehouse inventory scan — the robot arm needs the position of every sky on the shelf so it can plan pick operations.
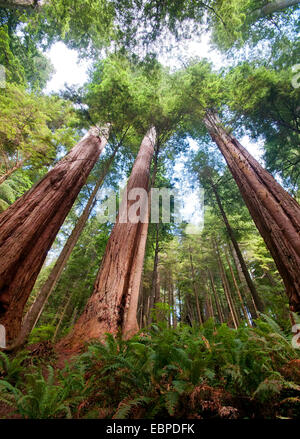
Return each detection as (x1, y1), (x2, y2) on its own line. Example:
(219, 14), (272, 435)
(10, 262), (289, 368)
(44, 38), (263, 161)
(43, 38), (264, 231)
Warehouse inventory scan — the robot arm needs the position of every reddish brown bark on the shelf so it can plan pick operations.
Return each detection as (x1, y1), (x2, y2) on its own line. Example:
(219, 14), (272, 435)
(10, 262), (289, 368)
(60, 127), (156, 351)
(122, 219), (149, 338)
(17, 140), (120, 347)
(0, 126), (109, 345)
(204, 111), (300, 314)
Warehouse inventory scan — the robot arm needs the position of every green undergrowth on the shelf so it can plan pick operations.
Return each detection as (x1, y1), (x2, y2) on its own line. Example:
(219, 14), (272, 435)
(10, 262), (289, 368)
(0, 314), (300, 419)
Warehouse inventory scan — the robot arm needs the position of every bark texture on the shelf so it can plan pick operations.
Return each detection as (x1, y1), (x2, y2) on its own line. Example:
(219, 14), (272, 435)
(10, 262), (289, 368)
(17, 142), (119, 346)
(0, 126), (108, 344)
(60, 127), (156, 351)
(204, 111), (300, 313)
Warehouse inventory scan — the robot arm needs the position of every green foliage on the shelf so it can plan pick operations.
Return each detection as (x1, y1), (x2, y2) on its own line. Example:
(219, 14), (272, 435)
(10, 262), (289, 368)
(0, 83), (79, 182)
(1, 316), (300, 419)
(0, 351), (29, 386)
(225, 63), (300, 189)
(73, 317), (300, 418)
(28, 326), (56, 344)
(0, 363), (86, 419)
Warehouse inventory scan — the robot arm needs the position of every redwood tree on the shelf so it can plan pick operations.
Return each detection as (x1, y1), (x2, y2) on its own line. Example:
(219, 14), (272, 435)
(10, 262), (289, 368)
(16, 140), (121, 347)
(0, 126), (109, 344)
(204, 111), (300, 313)
(61, 127), (156, 351)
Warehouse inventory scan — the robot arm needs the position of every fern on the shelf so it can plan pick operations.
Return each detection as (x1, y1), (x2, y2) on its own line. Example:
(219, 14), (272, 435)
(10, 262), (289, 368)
(113, 396), (151, 419)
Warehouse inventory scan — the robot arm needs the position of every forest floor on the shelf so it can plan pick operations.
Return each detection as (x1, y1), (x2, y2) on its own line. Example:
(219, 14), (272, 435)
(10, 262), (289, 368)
(1, 319), (300, 419)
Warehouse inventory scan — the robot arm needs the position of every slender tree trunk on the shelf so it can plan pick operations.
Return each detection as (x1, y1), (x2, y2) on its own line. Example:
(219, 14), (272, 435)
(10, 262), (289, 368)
(225, 249), (252, 327)
(172, 289), (177, 328)
(208, 269), (224, 323)
(148, 223), (160, 324)
(204, 111), (300, 313)
(224, 265), (240, 326)
(0, 126), (108, 345)
(52, 294), (72, 343)
(155, 264), (160, 303)
(167, 277), (172, 328)
(186, 294), (196, 326)
(209, 294), (214, 320)
(142, 285), (150, 328)
(188, 246), (203, 325)
(229, 241), (258, 318)
(214, 241), (239, 329)
(169, 274), (177, 328)
(137, 281), (144, 328)
(177, 287), (182, 318)
(210, 180), (263, 313)
(59, 128), (156, 351)
(17, 140), (120, 346)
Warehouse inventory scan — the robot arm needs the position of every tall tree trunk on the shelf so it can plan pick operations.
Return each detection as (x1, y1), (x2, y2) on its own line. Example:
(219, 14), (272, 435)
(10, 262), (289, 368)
(59, 128), (156, 351)
(177, 286), (182, 318)
(208, 269), (224, 323)
(204, 111), (300, 313)
(188, 246), (203, 325)
(229, 241), (258, 318)
(17, 141), (120, 346)
(148, 222), (160, 324)
(171, 282), (177, 328)
(167, 276), (171, 328)
(186, 293), (196, 325)
(224, 266), (240, 326)
(208, 294), (214, 320)
(122, 219), (149, 338)
(225, 249), (252, 327)
(52, 294), (72, 343)
(214, 241), (239, 329)
(123, 137), (161, 337)
(210, 180), (263, 313)
(0, 126), (108, 345)
(155, 264), (161, 303)
(137, 281), (144, 328)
